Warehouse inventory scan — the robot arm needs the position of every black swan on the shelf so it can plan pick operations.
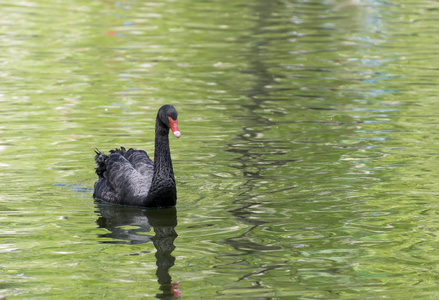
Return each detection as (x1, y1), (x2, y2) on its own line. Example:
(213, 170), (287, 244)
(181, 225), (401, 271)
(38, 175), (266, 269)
(93, 105), (181, 207)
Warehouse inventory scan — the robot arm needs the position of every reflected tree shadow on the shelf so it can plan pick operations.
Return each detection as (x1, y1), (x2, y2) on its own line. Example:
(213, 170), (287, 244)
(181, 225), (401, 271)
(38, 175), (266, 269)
(95, 203), (181, 299)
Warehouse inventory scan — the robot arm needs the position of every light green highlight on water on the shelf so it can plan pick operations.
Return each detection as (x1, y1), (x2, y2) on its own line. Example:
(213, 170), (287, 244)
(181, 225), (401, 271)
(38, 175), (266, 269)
(1, 0), (439, 299)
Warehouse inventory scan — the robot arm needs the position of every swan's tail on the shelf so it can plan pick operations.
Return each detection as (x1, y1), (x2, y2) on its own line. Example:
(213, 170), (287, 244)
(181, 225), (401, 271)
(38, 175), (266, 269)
(94, 147), (128, 178)
(94, 148), (109, 178)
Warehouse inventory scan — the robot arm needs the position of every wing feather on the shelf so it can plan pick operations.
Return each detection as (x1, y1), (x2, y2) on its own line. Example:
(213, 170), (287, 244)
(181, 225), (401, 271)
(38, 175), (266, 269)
(94, 151), (153, 205)
(93, 148), (155, 205)
(125, 148), (154, 177)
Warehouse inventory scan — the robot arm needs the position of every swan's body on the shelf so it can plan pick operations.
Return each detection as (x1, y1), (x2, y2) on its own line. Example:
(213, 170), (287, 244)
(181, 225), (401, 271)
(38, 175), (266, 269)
(93, 105), (180, 207)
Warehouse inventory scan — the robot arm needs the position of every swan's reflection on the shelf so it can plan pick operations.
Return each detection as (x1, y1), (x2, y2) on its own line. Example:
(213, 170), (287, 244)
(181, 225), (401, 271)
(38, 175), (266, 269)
(96, 203), (180, 299)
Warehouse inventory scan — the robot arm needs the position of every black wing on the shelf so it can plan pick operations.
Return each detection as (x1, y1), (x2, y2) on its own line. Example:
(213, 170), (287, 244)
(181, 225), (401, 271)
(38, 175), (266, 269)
(93, 148), (154, 205)
(124, 148), (154, 176)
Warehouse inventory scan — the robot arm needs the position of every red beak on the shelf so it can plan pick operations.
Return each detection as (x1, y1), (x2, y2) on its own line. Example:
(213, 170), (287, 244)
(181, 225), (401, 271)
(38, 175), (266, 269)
(168, 116), (181, 138)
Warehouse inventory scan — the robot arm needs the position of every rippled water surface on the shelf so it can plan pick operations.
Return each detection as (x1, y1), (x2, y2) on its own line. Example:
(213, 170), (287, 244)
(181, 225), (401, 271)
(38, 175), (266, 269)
(2, 0), (439, 299)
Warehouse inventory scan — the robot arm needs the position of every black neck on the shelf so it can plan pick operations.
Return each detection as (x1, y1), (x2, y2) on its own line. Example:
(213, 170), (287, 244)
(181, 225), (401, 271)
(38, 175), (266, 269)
(153, 124), (175, 182)
(144, 118), (176, 206)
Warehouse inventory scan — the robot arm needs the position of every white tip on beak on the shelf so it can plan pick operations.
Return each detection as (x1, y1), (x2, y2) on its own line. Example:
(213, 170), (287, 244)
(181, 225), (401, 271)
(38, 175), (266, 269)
(173, 130), (181, 138)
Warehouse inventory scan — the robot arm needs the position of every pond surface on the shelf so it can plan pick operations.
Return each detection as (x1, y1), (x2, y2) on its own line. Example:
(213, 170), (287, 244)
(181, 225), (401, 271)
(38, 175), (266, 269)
(2, 0), (439, 298)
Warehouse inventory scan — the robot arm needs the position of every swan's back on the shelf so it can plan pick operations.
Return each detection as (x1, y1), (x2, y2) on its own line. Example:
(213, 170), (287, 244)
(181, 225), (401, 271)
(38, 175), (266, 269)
(124, 148), (154, 176)
(94, 147), (155, 205)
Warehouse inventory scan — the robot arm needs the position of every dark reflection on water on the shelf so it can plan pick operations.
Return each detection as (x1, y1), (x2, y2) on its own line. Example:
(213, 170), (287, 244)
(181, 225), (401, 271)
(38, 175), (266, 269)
(221, 1), (296, 288)
(96, 204), (180, 299)
(226, 0), (289, 240)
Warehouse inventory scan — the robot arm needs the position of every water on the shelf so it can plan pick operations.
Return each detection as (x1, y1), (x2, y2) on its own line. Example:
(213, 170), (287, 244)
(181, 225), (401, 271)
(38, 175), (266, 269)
(1, 0), (439, 298)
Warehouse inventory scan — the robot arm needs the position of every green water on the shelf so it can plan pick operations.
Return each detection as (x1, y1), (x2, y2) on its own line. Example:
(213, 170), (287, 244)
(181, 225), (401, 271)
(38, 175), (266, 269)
(2, 0), (439, 298)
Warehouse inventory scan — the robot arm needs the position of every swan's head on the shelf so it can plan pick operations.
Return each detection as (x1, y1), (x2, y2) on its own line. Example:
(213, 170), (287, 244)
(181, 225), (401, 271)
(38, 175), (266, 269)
(159, 105), (181, 138)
